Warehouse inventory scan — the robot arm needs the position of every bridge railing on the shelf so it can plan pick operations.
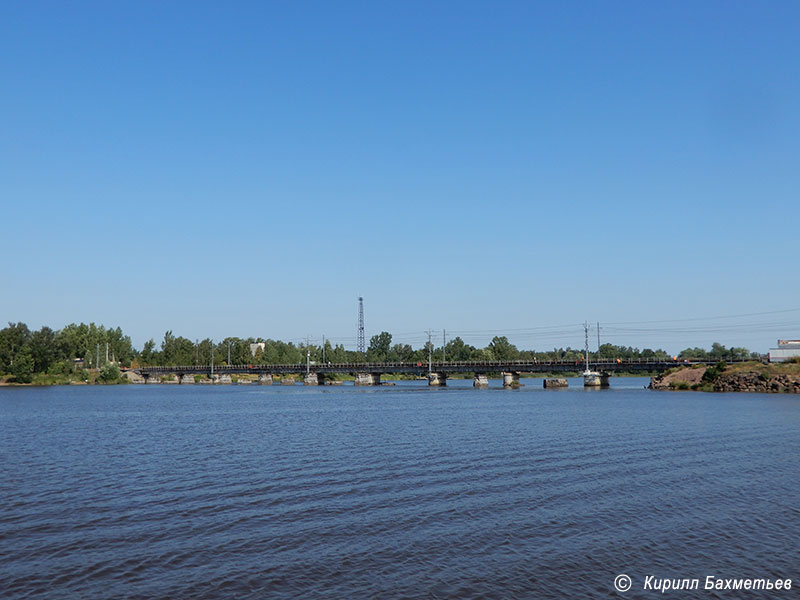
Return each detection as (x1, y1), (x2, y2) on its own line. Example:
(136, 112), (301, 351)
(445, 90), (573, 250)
(134, 358), (756, 374)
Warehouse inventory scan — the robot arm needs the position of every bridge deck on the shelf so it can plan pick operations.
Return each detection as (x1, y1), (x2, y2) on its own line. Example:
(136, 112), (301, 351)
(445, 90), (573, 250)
(135, 359), (738, 376)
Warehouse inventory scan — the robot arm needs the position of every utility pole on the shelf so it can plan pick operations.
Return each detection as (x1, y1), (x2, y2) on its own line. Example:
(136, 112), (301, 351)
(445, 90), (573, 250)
(227, 341), (231, 366)
(211, 341), (214, 377)
(105, 342), (109, 364)
(426, 329), (433, 375)
(306, 335), (311, 375)
(443, 329), (446, 363)
(322, 335), (326, 363)
(584, 322), (590, 373)
(96, 344), (100, 370)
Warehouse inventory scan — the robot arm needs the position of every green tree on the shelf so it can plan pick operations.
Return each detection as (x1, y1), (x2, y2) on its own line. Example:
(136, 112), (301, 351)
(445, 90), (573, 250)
(140, 339), (157, 364)
(388, 343), (414, 362)
(488, 336), (519, 361)
(161, 331), (195, 365)
(0, 322), (31, 374)
(11, 350), (34, 383)
(367, 331), (392, 362)
(444, 337), (475, 362)
(326, 343), (349, 363)
(29, 326), (58, 373)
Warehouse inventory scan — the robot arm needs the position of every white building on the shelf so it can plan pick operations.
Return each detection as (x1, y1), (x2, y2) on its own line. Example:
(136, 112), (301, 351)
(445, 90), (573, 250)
(250, 342), (266, 357)
(768, 340), (800, 363)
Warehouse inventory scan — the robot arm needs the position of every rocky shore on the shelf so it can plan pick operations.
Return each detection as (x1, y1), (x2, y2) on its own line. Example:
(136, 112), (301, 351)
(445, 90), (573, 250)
(712, 372), (800, 393)
(650, 362), (800, 393)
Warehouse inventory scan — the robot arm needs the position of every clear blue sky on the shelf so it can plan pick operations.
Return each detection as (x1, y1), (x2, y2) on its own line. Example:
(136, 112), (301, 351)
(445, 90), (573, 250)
(2, 1), (798, 353)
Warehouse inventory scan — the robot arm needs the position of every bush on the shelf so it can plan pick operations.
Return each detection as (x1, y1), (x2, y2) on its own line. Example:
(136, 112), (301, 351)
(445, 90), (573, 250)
(98, 363), (122, 383)
(47, 361), (72, 376)
(701, 361), (727, 384)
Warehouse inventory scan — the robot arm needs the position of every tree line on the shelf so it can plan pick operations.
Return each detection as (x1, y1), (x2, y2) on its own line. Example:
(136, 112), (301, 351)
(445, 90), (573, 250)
(0, 321), (761, 383)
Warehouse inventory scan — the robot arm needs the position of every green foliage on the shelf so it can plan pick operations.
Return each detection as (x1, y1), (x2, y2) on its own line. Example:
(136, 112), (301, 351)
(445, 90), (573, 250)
(692, 383), (714, 392)
(0, 319), (764, 387)
(701, 361), (727, 383)
(58, 323), (135, 368)
(0, 322), (31, 374)
(679, 344), (751, 362)
(488, 336), (519, 361)
(444, 337), (476, 362)
(367, 331), (393, 362)
(98, 363), (122, 383)
(47, 360), (72, 376)
(11, 350), (35, 383)
(595, 343), (670, 361)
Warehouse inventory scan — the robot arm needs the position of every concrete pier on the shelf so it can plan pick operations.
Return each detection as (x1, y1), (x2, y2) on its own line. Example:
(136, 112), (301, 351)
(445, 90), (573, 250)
(428, 372), (447, 386)
(503, 372), (521, 388)
(280, 376), (296, 385)
(180, 374), (195, 384)
(258, 374), (273, 385)
(218, 374), (232, 384)
(304, 372), (325, 385)
(473, 373), (489, 388)
(354, 372), (381, 386)
(583, 372), (610, 387)
(544, 378), (569, 388)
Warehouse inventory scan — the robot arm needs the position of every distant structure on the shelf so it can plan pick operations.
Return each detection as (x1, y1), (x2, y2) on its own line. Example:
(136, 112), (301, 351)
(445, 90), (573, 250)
(250, 342), (266, 357)
(357, 297), (365, 353)
(768, 339), (800, 363)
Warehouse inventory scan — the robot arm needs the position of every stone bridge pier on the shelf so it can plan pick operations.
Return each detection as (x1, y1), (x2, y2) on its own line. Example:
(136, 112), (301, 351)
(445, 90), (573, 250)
(473, 373), (489, 388)
(428, 372), (447, 386)
(304, 372), (325, 385)
(503, 372), (522, 388)
(354, 372), (381, 386)
(258, 374), (273, 385)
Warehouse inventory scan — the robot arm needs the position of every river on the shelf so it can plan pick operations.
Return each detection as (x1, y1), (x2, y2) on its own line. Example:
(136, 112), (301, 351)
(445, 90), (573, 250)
(1, 379), (797, 598)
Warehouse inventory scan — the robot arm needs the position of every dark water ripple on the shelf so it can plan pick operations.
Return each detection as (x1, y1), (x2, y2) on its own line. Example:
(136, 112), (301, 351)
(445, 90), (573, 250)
(1, 381), (798, 599)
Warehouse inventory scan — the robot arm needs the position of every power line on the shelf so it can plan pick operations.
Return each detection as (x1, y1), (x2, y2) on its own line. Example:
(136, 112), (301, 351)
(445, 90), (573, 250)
(603, 307), (800, 326)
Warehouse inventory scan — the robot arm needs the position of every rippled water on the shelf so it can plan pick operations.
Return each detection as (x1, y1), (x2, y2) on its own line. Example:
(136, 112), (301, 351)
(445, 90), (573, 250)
(1, 379), (798, 599)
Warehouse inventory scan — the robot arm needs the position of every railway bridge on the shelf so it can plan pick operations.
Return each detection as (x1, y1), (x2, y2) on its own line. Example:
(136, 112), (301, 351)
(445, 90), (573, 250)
(134, 358), (728, 388)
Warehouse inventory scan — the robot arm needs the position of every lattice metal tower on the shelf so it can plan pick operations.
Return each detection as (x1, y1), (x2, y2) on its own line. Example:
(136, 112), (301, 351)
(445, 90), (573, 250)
(357, 297), (365, 353)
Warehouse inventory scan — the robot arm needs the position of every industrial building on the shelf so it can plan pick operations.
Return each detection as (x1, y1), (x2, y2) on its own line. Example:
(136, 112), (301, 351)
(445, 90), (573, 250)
(768, 340), (800, 363)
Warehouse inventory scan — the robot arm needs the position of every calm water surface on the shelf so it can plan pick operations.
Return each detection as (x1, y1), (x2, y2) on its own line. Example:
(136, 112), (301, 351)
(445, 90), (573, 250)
(1, 379), (798, 599)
